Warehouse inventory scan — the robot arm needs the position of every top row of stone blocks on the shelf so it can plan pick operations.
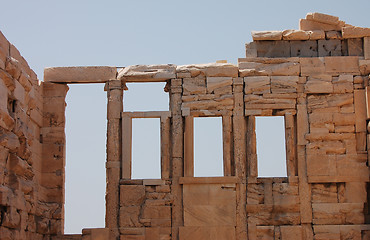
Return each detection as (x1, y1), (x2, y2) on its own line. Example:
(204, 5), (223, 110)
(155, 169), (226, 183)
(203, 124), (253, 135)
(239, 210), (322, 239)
(252, 12), (370, 41)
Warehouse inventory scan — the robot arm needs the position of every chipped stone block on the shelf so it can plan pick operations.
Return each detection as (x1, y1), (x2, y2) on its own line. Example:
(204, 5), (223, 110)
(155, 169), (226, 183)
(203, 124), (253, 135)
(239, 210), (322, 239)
(282, 30), (310, 40)
(239, 58), (300, 77)
(251, 31), (282, 41)
(255, 41), (291, 58)
(177, 63), (238, 78)
(206, 77), (232, 93)
(299, 19), (342, 31)
(271, 76), (298, 93)
(300, 57), (325, 76)
(318, 40), (341, 57)
(290, 40), (318, 57)
(325, 31), (342, 40)
(182, 77), (206, 95)
(306, 12), (341, 26)
(244, 76), (270, 94)
(342, 26), (370, 38)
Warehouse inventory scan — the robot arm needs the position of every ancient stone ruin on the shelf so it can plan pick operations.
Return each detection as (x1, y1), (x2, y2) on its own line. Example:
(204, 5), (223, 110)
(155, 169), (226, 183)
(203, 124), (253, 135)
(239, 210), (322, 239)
(0, 12), (370, 240)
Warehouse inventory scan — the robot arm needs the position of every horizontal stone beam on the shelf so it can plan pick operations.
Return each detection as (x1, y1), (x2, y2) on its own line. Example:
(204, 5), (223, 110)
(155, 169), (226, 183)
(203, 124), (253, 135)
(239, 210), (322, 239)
(44, 66), (117, 83)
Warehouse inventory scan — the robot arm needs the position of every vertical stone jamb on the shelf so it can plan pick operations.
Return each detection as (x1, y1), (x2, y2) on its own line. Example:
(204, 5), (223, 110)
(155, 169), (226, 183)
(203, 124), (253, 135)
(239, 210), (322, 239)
(42, 82), (69, 235)
(169, 78), (183, 240)
(184, 116), (194, 177)
(232, 77), (248, 239)
(105, 79), (122, 240)
(297, 98), (313, 240)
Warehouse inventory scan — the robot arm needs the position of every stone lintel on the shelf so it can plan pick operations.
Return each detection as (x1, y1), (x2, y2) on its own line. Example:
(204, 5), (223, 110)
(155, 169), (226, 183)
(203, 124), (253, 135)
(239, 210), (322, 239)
(44, 66), (117, 83)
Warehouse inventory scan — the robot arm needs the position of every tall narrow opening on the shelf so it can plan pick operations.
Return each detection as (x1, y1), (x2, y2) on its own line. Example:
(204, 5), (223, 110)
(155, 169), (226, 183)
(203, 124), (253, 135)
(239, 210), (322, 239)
(65, 84), (106, 234)
(131, 118), (161, 179)
(255, 116), (287, 177)
(194, 117), (223, 177)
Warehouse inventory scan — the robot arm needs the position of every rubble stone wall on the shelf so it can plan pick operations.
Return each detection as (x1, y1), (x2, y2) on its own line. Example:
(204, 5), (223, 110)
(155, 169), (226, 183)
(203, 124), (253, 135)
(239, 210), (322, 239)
(0, 32), (67, 239)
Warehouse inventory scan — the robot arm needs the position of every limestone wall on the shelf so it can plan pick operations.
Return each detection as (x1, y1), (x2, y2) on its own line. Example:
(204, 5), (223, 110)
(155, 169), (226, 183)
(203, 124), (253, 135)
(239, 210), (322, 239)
(0, 31), (67, 239)
(1, 12), (369, 240)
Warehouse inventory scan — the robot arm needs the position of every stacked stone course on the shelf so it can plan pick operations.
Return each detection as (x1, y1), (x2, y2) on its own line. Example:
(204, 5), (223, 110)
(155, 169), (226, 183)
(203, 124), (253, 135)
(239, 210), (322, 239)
(0, 12), (370, 240)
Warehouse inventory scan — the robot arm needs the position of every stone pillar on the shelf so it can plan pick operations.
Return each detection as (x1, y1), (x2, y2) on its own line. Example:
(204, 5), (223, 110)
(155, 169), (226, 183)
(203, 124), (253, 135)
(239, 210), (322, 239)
(232, 77), (248, 239)
(42, 82), (69, 235)
(170, 78), (184, 240)
(105, 79), (123, 240)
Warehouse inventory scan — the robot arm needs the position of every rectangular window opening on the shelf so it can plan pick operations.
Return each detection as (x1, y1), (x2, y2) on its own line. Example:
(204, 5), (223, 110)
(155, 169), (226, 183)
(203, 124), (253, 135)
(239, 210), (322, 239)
(255, 116), (287, 177)
(131, 118), (161, 179)
(194, 117), (223, 177)
(124, 82), (169, 111)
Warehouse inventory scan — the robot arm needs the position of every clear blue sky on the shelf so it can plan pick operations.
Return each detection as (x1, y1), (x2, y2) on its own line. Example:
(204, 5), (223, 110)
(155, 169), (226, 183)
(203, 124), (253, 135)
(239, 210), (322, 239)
(1, 0), (369, 234)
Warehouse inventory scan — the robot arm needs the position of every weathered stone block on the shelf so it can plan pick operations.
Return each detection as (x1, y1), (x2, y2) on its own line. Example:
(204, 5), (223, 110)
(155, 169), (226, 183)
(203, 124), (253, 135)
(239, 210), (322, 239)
(290, 40), (318, 57)
(251, 31), (282, 41)
(45, 66), (117, 83)
(244, 76), (270, 94)
(271, 76), (298, 93)
(120, 185), (145, 207)
(318, 40), (341, 57)
(347, 38), (364, 56)
(342, 26), (370, 38)
(255, 41), (291, 58)
(282, 30), (310, 40)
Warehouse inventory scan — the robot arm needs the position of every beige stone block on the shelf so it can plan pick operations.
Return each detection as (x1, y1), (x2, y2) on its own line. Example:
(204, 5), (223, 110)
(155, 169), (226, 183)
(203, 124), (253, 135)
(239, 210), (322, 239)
(120, 235), (145, 240)
(120, 185), (145, 206)
(354, 90), (366, 132)
(312, 203), (364, 225)
(280, 226), (302, 240)
(325, 56), (360, 74)
(179, 226), (235, 240)
(120, 206), (141, 227)
(244, 76), (270, 94)
(251, 31), (282, 40)
(325, 31), (342, 39)
(311, 183), (338, 203)
(142, 206), (171, 220)
(177, 63), (238, 78)
(182, 77), (206, 95)
(254, 40), (291, 58)
(306, 12), (341, 25)
(239, 60), (300, 77)
(307, 154), (336, 176)
(271, 76), (298, 93)
(342, 26), (370, 38)
(359, 59), (370, 75)
(300, 57), (325, 76)
(290, 40), (318, 57)
(305, 81), (333, 93)
(206, 77), (232, 93)
(318, 39), (341, 57)
(308, 30), (325, 40)
(364, 37), (370, 59)
(45, 66), (116, 83)
(348, 38), (364, 56)
(282, 30), (310, 40)
(344, 182), (367, 203)
(117, 64), (176, 82)
(299, 19), (342, 31)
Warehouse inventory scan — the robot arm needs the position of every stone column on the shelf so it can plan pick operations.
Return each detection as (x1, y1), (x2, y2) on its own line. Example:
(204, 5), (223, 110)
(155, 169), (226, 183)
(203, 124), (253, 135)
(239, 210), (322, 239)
(105, 79), (123, 240)
(170, 78), (184, 240)
(232, 77), (248, 239)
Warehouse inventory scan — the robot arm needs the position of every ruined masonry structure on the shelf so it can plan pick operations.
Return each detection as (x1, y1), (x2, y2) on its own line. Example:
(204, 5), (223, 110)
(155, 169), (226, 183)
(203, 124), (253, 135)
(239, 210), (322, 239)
(0, 12), (370, 240)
